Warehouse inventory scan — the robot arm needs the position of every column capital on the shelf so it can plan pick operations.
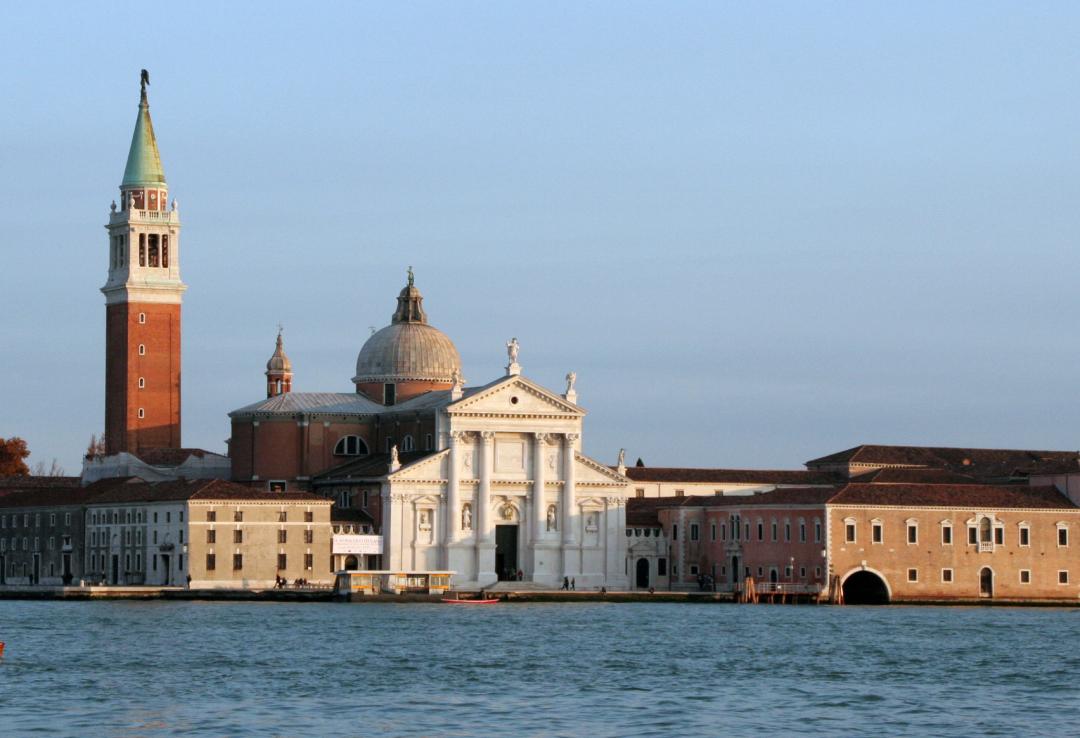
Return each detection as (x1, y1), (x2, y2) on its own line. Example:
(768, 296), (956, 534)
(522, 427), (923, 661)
(533, 432), (549, 443)
(450, 430), (469, 443)
(480, 431), (495, 442)
(564, 432), (579, 443)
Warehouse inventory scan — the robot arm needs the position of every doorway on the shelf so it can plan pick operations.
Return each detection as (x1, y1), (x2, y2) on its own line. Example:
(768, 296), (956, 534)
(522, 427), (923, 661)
(495, 525), (519, 580)
(730, 556), (740, 587)
(161, 554), (171, 585)
(111, 555), (119, 585)
(979, 567), (993, 598)
(344, 555), (359, 570)
(32, 553), (40, 585)
(636, 558), (650, 588)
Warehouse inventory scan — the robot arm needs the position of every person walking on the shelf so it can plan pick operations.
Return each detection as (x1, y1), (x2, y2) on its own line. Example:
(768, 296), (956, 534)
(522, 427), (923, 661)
(561, 576), (569, 591)
(570, 577), (576, 591)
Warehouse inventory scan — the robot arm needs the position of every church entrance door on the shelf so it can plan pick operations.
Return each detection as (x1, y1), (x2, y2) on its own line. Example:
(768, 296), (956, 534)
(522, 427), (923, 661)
(495, 525), (519, 580)
(636, 558), (650, 588)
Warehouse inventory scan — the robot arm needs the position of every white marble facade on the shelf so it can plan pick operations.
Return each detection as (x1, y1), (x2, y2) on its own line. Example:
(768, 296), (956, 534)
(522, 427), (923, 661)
(380, 375), (629, 589)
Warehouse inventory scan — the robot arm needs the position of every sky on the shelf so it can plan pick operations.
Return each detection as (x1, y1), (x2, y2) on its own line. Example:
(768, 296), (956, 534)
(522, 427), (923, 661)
(3, 3), (1080, 475)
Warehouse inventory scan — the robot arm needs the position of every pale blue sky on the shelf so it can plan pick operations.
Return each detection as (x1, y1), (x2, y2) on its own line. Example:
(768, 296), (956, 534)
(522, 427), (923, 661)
(3, 3), (1080, 474)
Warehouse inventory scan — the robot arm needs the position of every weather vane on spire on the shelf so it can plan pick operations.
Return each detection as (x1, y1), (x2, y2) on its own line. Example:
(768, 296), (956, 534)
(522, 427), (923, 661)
(140, 69), (150, 93)
(407, 266), (415, 287)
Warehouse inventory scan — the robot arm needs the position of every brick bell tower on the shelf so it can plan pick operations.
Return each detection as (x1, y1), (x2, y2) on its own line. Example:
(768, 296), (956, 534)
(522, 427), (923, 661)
(102, 70), (186, 455)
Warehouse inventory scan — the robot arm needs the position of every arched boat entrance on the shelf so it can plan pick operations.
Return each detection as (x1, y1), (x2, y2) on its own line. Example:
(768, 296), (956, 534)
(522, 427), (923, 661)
(842, 570), (890, 604)
(635, 558), (650, 588)
(979, 567), (994, 598)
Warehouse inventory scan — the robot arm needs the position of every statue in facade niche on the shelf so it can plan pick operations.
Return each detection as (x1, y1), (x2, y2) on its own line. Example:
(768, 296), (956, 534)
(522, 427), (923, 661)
(462, 503), (472, 530)
(546, 505), (557, 531)
(506, 337), (519, 364)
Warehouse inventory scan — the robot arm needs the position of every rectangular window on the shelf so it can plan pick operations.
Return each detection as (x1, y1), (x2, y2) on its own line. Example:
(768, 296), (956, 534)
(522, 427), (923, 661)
(1019, 526), (1030, 546)
(771, 522), (778, 542)
(1019, 569), (1031, 584)
(234, 529), (243, 544)
(635, 488), (645, 499)
(305, 553), (313, 570)
(206, 554), (216, 571)
(689, 565), (699, 575)
(657, 558), (667, 576)
(845, 523), (856, 543)
(207, 510), (216, 522)
(968, 527), (977, 545)
(799, 566), (806, 578)
(1059, 570), (1069, 585)
(672, 524), (678, 541)
(234, 510), (243, 522)
(907, 568), (918, 582)
(179, 530), (184, 544)
(872, 522), (883, 544)
(674, 489), (684, 498)
(942, 525), (952, 545)
(278, 529), (287, 544)
(278, 511), (287, 522)
(304, 511), (314, 523)
(710, 524), (716, 541)
(941, 568), (953, 583)
(304, 530), (314, 544)
(1059, 528), (1069, 547)
(49, 513), (56, 526)
(179, 554), (183, 571)
(994, 527), (1004, 545)
(799, 523), (806, 543)
(207, 529), (216, 544)
(179, 511), (184, 523)
(690, 524), (699, 541)
(784, 523), (791, 542)
(166, 512), (171, 524)
(233, 554), (243, 571)
(153, 555), (157, 571)
(907, 524), (918, 544)
(277, 553), (287, 570)
(757, 522), (764, 541)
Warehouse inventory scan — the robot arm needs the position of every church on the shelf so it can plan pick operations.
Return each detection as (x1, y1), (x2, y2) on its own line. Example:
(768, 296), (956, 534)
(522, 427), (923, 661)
(227, 275), (630, 588)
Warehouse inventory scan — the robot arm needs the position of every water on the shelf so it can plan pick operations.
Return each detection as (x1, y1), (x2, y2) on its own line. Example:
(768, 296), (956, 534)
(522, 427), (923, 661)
(0, 601), (1078, 737)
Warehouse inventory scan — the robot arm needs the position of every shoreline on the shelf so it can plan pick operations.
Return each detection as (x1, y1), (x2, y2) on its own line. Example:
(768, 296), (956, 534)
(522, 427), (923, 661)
(0, 585), (1078, 606)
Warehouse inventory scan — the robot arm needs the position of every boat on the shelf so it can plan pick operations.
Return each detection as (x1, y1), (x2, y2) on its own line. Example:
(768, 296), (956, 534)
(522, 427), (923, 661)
(0, 641), (5, 657)
(441, 597), (500, 604)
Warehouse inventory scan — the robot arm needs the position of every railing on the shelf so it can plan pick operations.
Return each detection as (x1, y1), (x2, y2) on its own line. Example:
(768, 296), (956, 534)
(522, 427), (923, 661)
(109, 208), (178, 225)
(978, 541), (994, 553)
(753, 582), (824, 595)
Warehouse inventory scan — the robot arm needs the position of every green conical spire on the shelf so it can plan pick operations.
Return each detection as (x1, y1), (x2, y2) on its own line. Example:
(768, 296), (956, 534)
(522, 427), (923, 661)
(121, 81), (166, 188)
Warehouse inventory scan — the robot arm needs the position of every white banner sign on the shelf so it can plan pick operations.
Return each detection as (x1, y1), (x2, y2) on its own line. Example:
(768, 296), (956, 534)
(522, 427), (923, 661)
(333, 534), (383, 555)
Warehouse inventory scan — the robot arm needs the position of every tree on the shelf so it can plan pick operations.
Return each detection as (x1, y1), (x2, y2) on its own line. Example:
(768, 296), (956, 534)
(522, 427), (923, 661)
(85, 434), (106, 460)
(31, 458), (66, 477)
(0, 437), (31, 477)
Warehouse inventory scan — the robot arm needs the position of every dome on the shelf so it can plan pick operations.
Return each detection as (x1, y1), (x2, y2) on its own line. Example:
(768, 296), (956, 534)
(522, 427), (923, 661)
(352, 271), (461, 385)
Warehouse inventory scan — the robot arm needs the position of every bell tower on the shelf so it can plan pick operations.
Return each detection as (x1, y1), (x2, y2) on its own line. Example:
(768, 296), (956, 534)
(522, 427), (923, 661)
(102, 71), (186, 455)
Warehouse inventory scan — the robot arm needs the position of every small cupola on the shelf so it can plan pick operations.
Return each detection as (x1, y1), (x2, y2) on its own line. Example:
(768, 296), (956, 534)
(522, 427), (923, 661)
(265, 328), (293, 398)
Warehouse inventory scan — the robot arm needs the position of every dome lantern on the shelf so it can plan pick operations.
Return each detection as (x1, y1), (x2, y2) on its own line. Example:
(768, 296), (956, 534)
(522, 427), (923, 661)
(265, 327), (293, 398)
(352, 270), (461, 405)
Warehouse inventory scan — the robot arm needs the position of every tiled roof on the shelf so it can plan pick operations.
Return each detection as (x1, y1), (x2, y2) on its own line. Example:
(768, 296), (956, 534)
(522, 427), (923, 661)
(314, 451), (436, 481)
(0, 476), (81, 490)
(806, 444), (1079, 473)
(228, 386), (485, 418)
(331, 507), (376, 525)
(626, 498), (674, 526)
(84, 478), (328, 505)
(847, 468), (981, 485)
(1027, 458), (1080, 475)
(829, 483), (1076, 509)
(622, 467), (842, 485)
(0, 486), (102, 509)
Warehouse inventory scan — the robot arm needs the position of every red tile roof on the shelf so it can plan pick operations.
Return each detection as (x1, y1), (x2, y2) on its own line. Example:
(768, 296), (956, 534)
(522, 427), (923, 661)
(83, 478), (328, 505)
(829, 483), (1075, 509)
(806, 444), (1080, 480)
(622, 467), (842, 485)
(314, 451), (435, 481)
(847, 468), (981, 485)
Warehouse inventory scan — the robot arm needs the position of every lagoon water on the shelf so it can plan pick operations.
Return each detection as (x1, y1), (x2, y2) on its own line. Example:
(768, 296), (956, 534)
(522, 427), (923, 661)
(1, 600), (1078, 737)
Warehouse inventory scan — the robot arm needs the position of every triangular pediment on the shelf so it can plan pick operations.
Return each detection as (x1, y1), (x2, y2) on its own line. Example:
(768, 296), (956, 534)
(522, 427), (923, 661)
(389, 449), (448, 482)
(575, 452), (629, 485)
(449, 376), (584, 417)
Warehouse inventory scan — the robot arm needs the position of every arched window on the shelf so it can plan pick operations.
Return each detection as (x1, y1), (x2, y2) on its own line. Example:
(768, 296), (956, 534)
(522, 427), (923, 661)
(401, 435), (415, 452)
(980, 517), (992, 543)
(162, 235), (169, 268)
(139, 234), (146, 266)
(148, 235), (159, 267)
(333, 436), (368, 457)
